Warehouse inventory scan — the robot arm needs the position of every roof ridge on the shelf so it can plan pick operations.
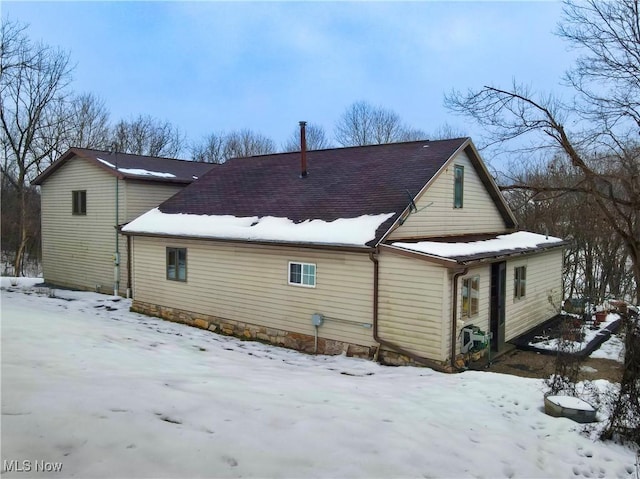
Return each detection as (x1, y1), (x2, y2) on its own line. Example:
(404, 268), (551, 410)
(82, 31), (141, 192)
(69, 147), (192, 163)
(227, 137), (471, 161)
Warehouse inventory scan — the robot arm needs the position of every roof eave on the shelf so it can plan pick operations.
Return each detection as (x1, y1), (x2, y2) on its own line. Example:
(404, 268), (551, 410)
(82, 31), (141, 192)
(120, 229), (375, 253)
(379, 244), (460, 267)
(384, 240), (568, 267)
(454, 240), (568, 265)
(464, 141), (518, 229)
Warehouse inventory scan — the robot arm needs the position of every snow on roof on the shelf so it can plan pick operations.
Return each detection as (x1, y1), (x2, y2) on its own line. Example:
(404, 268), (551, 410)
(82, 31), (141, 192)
(96, 157), (177, 179)
(393, 231), (564, 259)
(96, 157), (115, 168)
(117, 168), (176, 178)
(122, 208), (395, 247)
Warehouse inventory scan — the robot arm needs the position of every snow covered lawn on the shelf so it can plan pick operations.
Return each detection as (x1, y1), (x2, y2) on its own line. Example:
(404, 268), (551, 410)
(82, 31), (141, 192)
(1, 282), (637, 478)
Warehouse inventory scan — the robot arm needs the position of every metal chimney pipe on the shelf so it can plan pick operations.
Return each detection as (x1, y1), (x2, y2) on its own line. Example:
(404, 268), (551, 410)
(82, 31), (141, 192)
(299, 121), (308, 178)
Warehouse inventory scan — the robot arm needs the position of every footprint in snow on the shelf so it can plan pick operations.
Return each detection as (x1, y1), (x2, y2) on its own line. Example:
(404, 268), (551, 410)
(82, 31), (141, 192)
(222, 455), (238, 467)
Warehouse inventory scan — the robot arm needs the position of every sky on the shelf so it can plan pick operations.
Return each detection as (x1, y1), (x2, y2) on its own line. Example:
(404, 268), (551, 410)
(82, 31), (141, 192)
(3, 1), (578, 160)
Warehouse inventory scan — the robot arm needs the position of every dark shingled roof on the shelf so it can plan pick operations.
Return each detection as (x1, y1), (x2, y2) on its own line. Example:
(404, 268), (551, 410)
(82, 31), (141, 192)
(158, 138), (471, 246)
(33, 148), (214, 186)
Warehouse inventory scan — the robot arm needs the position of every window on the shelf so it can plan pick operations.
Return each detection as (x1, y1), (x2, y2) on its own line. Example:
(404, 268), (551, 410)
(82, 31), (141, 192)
(72, 190), (86, 215)
(514, 266), (527, 300)
(453, 165), (464, 208)
(462, 275), (479, 318)
(288, 262), (316, 287)
(166, 247), (187, 282)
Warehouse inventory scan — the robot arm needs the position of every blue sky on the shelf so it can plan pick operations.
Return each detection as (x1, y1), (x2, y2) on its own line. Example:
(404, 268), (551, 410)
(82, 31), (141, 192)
(4, 1), (576, 158)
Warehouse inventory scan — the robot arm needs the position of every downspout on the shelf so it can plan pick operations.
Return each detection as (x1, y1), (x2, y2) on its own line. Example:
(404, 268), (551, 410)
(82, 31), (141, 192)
(450, 267), (469, 369)
(369, 251), (453, 373)
(126, 234), (132, 299)
(113, 151), (120, 296)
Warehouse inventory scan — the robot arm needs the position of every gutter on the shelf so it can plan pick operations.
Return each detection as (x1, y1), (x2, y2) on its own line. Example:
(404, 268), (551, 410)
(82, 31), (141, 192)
(369, 251), (454, 373)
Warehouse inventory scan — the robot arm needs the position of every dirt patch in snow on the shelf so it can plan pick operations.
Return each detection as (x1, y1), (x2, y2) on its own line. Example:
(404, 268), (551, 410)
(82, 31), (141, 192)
(480, 349), (623, 382)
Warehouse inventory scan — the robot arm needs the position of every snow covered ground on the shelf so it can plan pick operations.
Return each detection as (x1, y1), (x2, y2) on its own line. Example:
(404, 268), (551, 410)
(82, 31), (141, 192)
(1, 279), (637, 478)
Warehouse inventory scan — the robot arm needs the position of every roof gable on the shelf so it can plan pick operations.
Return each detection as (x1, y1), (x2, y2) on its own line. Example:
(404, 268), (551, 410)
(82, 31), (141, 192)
(32, 148), (214, 186)
(150, 139), (469, 245)
(381, 142), (517, 241)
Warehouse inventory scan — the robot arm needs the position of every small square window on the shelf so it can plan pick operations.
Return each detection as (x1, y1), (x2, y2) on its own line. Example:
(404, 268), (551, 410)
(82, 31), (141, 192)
(167, 247), (187, 282)
(72, 190), (86, 215)
(453, 165), (464, 209)
(514, 266), (526, 300)
(462, 275), (479, 318)
(289, 262), (316, 287)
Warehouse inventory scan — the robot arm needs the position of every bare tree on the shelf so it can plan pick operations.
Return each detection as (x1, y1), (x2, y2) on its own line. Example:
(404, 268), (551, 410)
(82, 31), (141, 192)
(559, 1), (640, 132)
(64, 93), (111, 150)
(503, 159), (636, 302)
(399, 127), (429, 142)
(191, 132), (227, 164)
(334, 101), (431, 146)
(445, 0), (640, 304)
(111, 114), (185, 158)
(191, 129), (276, 163)
(427, 122), (467, 141)
(223, 129), (275, 159)
(335, 101), (400, 146)
(0, 18), (72, 275)
(282, 123), (331, 152)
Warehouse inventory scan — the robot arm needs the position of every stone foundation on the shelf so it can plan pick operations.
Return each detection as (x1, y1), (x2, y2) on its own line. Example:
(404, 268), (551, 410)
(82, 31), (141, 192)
(378, 348), (455, 372)
(454, 348), (489, 369)
(131, 300), (376, 359)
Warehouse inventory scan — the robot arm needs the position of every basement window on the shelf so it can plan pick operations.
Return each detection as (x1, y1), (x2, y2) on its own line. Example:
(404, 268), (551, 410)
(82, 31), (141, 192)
(462, 275), (479, 318)
(514, 266), (527, 300)
(72, 190), (86, 215)
(453, 165), (464, 208)
(288, 262), (316, 287)
(166, 247), (187, 282)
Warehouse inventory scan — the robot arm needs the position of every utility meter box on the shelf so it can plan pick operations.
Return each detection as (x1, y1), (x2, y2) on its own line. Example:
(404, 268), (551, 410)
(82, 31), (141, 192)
(311, 313), (324, 327)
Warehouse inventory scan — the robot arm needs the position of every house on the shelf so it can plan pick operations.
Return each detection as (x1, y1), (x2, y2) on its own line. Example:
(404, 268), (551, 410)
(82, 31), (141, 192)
(121, 135), (566, 370)
(32, 148), (214, 295)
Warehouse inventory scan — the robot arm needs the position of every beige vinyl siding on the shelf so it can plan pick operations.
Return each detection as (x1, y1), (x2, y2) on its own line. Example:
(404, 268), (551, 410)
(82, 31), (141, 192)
(39, 158), (185, 294)
(505, 249), (563, 341)
(124, 181), (183, 221)
(453, 265), (491, 355)
(131, 237), (377, 347)
(388, 151), (508, 239)
(377, 252), (449, 362)
(118, 181), (184, 291)
(40, 158), (124, 292)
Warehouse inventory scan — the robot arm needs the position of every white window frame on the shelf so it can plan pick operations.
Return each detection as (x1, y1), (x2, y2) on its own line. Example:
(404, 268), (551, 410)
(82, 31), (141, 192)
(166, 247), (187, 282)
(514, 266), (527, 300)
(453, 164), (464, 209)
(288, 261), (316, 288)
(462, 275), (480, 318)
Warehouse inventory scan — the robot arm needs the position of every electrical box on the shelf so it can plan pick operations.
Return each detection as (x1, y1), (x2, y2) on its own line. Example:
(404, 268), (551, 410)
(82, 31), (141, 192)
(311, 313), (324, 327)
